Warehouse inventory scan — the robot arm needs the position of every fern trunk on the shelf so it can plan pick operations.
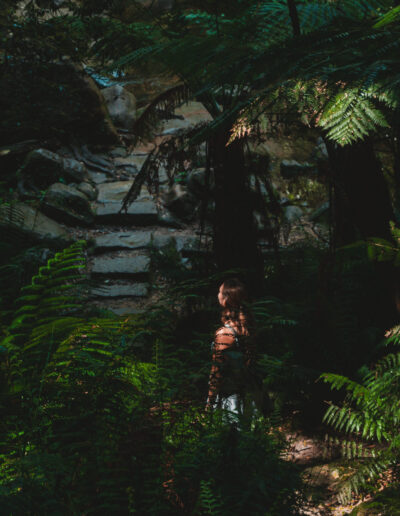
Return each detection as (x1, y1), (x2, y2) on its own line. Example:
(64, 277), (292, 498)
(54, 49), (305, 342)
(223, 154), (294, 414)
(326, 140), (393, 246)
(327, 139), (398, 324)
(209, 129), (262, 289)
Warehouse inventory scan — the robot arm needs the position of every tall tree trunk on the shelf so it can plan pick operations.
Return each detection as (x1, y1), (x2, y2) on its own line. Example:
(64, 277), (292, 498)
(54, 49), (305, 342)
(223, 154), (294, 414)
(286, 0), (301, 36)
(209, 130), (263, 291)
(326, 139), (398, 324)
(326, 139), (393, 246)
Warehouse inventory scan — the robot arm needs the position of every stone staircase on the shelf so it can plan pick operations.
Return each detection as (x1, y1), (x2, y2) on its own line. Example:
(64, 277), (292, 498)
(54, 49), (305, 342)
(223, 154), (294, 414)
(83, 157), (201, 315)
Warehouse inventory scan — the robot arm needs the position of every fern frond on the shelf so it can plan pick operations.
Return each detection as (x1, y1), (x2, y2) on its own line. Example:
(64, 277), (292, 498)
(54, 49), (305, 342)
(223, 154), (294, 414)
(319, 87), (389, 145)
(131, 84), (191, 144)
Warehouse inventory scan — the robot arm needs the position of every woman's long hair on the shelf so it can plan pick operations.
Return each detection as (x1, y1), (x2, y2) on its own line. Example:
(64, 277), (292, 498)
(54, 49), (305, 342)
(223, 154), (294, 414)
(220, 278), (253, 336)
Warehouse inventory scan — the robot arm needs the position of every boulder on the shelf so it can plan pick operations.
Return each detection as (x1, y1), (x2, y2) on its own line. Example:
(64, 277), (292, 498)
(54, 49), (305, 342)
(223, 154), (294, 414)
(109, 146), (128, 158)
(88, 171), (109, 184)
(114, 154), (148, 173)
(43, 183), (94, 226)
(283, 205), (303, 224)
(1, 60), (120, 145)
(0, 203), (69, 244)
(74, 67), (120, 145)
(101, 85), (137, 131)
(151, 233), (199, 253)
(137, 0), (174, 11)
(77, 182), (97, 201)
(19, 149), (88, 191)
(62, 157), (88, 182)
(186, 168), (212, 196)
(160, 101), (212, 135)
(309, 202), (329, 225)
(161, 184), (197, 221)
(280, 160), (317, 179)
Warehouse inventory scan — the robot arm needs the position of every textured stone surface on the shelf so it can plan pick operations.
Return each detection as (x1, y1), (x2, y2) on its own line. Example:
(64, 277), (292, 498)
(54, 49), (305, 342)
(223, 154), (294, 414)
(0, 203), (69, 243)
(114, 155), (148, 171)
(77, 181), (97, 200)
(62, 157), (88, 182)
(96, 302), (145, 316)
(21, 148), (88, 189)
(95, 200), (158, 222)
(101, 84), (137, 130)
(151, 233), (198, 252)
(97, 181), (150, 203)
(280, 160), (317, 179)
(91, 254), (150, 275)
(160, 102), (212, 134)
(161, 184), (197, 221)
(109, 147), (128, 158)
(95, 231), (151, 250)
(88, 171), (109, 184)
(92, 283), (149, 297)
(43, 183), (94, 225)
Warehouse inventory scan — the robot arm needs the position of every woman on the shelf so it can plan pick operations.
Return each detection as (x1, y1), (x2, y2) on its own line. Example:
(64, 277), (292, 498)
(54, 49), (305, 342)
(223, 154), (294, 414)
(207, 278), (255, 416)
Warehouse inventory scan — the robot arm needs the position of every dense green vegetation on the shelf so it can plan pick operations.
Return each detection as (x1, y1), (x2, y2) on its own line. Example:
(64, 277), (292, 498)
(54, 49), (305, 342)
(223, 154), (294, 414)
(2, 0), (400, 514)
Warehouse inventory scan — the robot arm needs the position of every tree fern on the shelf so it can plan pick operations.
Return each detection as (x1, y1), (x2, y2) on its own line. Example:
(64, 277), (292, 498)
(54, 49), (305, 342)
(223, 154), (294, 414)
(199, 480), (223, 515)
(318, 86), (391, 145)
(0, 241), (161, 514)
(321, 333), (400, 501)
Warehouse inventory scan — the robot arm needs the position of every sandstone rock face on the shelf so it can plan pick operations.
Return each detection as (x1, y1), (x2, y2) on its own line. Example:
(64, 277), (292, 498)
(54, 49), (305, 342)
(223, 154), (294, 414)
(101, 85), (137, 131)
(0, 203), (69, 244)
(43, 183), (94, 225)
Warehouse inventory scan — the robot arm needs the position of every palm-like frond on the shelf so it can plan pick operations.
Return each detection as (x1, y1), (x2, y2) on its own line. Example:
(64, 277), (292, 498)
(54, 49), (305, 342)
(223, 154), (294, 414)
(319, 86), (392, 144)
(321, 337), (400, 501)
(131, 83), (190, 144)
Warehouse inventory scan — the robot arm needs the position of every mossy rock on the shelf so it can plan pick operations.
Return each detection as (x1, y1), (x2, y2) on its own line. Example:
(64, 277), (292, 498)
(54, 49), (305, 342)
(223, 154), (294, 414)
(350, 486), (400, 515)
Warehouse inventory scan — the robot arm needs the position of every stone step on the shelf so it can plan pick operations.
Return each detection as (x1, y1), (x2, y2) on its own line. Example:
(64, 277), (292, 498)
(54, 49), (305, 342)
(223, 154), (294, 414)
(97, 181), (148, 203)
(93, 230), (202, 253)
(90, 253), (150, 276)
(94, 181), (158, 224)
(92, 282), (149, 298)
(94, 231), (151, 250)
(94, 298), (146, 316)
(94, 200), (158, 224)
